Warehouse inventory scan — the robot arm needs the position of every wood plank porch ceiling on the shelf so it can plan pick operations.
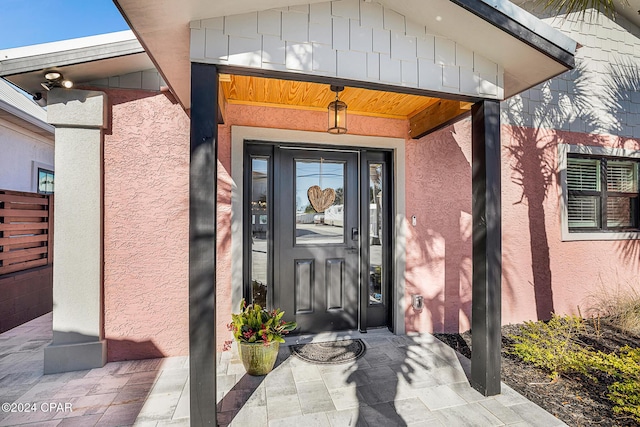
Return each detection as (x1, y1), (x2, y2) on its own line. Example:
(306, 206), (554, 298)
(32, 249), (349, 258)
(219, 74), (441, 120)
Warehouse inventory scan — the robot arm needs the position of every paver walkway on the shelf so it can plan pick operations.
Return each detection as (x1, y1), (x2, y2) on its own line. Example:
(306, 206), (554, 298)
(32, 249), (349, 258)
(0, 313), (566, 426)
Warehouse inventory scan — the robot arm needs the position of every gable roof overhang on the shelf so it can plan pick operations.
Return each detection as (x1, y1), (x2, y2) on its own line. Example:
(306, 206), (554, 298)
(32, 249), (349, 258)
(113, 0), (577, 110)
(0, 1), (577, 116)
(0, 31), (155, 104)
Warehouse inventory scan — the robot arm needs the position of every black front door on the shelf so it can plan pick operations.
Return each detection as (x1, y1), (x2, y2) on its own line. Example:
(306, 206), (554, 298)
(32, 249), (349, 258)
(275, 148), (359, 332)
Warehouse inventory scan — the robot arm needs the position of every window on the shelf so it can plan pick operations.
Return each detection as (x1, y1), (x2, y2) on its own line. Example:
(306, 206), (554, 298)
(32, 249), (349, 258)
(38, 168), (54, 194)
(567, 156), (638, 231)
(561, 144), (640, 241)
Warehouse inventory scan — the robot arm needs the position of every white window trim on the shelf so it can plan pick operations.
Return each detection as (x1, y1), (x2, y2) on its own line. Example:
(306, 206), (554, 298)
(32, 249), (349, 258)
(559, 144), (640, 241)
(31, 161), (54, 194)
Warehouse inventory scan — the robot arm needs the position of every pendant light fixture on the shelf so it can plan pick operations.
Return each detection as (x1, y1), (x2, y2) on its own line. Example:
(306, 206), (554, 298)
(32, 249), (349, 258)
(327, 85), (347, 134)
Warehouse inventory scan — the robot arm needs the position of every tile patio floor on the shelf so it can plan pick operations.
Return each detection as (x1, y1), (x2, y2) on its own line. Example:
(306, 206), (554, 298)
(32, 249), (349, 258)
(0, 313), (567, 426)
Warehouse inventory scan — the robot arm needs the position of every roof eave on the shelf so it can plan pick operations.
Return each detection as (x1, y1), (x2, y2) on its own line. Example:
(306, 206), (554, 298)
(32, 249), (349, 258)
(0, 33), (155, 103)
(0, 99), (55, 136)
(452, 0), (576, 69)
(0, 39), (144, 78)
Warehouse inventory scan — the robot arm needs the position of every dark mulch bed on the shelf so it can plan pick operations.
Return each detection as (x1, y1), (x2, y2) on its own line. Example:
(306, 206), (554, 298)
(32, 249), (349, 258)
(434, 320), (640, 427)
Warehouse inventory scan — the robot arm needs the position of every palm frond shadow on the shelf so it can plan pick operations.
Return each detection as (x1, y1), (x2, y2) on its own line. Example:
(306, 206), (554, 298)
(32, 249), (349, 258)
(601, 58), (640, 267)
(503, 62), (599, 320)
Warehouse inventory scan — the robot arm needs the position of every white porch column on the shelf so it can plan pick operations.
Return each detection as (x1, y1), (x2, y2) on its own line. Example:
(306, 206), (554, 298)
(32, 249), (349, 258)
(44, 88), (107, 374)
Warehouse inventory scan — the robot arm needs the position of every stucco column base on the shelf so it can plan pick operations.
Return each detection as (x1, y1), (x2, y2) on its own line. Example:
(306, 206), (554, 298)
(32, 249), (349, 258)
(44, 340), (107, 374)
(45, 88), (107, 374)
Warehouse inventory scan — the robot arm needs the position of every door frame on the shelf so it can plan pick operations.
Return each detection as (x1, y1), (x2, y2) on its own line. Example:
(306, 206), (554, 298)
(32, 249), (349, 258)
(231, 126), (407, 335)
(276, 146), (360, 332)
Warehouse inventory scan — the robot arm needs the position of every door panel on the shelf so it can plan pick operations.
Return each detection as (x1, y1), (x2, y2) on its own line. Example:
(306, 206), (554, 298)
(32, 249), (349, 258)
(294, 259), (314, 313)
(276, 148), (359, 332)
(326, 258), (344, 310)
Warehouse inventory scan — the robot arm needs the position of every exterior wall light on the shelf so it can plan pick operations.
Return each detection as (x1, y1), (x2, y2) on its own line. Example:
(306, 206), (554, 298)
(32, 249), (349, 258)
(327, 85), (347, 134)
(41, 71), (73, 90)
(44, 71), (62, 81)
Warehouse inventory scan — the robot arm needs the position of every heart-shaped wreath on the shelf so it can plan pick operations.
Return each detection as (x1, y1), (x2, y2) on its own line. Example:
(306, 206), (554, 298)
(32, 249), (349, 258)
(307, 185), (336, 213)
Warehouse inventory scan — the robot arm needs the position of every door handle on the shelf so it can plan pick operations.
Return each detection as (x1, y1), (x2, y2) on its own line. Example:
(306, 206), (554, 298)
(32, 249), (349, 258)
(346, 247), (358, 253)
(352, 227), (359, 241)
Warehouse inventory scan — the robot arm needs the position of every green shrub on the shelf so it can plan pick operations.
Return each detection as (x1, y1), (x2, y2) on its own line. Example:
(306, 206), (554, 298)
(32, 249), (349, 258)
(609, 380), (640, 421)
(588, 347), (640, 422)
(508, 314), (590, 380)
(509, 315), (640, 423)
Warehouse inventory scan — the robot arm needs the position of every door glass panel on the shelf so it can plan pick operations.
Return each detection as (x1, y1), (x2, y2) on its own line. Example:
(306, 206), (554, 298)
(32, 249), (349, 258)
(369, 163), (383, 305)
(295, 158), (345, 245)
(251, 157), (269, 307)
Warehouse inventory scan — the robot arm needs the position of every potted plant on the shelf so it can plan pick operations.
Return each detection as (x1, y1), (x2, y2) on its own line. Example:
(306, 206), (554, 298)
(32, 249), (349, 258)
(226, 299), (297, 375)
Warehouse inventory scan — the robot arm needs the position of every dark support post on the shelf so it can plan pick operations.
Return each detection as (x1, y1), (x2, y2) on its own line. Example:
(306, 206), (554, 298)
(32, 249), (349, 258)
(470, 99), (502, 396)
(189, 62), (218, 425)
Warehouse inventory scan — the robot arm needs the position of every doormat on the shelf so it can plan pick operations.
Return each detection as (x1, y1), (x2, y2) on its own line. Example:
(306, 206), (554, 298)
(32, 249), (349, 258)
(289, 339), (366, 365)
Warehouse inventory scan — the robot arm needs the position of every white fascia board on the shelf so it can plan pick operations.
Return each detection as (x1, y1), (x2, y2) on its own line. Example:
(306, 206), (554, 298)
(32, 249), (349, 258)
(0, 31), (137, 60)
(0, 31), (143, 77)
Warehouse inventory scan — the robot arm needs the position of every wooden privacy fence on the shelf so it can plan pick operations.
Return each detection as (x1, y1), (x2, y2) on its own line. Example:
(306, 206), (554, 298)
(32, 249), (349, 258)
(0, 190), (53, 276)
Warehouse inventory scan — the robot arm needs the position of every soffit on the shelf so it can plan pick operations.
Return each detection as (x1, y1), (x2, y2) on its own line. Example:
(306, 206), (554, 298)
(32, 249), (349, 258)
(511, 0), (640, 28)
(3, 53), (154, 98)
(389, 0), (572, 98)
(0, 31), (154, 100)
(220, 74), (444, 119)
(114, 0), (576, 109)
(616, 0), (640, 27)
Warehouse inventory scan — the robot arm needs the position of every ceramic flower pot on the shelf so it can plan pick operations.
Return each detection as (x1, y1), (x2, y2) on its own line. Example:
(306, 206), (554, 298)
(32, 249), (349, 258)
(238, 341), (280, 376)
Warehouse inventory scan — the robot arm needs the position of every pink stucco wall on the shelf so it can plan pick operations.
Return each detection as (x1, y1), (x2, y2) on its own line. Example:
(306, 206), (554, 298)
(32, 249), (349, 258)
(103, 89), (190, 360)
(220, 103), (408, 138)
(102, 89), (236, 360)
(500, 127), (640, 326)
(404, 121), (473, 333)
(102, 87), (640, 359)
(404, 119), (640, 333)
(102, 95), (407, 359)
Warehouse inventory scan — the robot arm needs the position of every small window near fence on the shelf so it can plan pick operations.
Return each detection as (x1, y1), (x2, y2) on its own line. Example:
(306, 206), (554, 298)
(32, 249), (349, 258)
(38, 168), (54, 194)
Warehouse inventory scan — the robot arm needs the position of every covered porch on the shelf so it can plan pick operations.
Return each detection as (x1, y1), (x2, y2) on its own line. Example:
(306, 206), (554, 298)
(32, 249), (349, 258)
(0, 0), (577, 426)
(170, 1), (576, 423)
